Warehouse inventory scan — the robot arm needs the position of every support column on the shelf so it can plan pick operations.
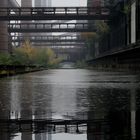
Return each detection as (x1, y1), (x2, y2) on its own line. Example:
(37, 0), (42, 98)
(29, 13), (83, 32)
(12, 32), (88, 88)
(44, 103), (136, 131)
(131, 1), (136, 43)
(21, 0), (32, 44)
(0, 0), (9, 53)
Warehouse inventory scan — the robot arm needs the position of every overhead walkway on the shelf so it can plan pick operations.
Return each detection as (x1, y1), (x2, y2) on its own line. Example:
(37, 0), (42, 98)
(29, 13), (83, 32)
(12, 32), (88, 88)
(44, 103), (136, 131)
(0, 7), (110, 20)
(8, 22), (96, 32)
(11, 35), (86, 42)
(14, 42), (86, 47)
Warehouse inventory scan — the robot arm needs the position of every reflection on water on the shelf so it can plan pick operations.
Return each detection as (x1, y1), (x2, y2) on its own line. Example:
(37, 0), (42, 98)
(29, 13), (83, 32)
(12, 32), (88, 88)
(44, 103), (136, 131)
(0, 69), (140, 140)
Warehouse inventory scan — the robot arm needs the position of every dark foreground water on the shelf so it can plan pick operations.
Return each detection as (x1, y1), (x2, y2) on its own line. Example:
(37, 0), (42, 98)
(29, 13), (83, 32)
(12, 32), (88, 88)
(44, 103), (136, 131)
(0, 69), (140, 140)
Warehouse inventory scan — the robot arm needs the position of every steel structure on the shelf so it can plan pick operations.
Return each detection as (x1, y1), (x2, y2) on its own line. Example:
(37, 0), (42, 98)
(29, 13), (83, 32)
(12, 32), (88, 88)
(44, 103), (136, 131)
(8, 22), (96, 33)
(0, 7), (110, 21)
(11, 35), (86, 42)
(14, 42), (86, 47)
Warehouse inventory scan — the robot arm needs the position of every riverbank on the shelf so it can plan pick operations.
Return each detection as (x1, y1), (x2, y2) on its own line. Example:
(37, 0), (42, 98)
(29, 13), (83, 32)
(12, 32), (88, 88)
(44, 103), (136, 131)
(0, 65), (47, 78)
(87, 43), (140, 73)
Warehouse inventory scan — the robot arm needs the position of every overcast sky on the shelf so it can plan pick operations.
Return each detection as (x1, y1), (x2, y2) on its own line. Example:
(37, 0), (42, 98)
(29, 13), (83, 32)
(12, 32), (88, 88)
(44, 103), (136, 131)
(52, 0), (87, 7)
(16, 0), (87, 7)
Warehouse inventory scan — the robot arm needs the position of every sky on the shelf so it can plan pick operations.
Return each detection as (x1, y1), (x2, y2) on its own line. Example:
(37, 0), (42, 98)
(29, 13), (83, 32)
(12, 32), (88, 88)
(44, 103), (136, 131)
(16, 0), (87, 7)
(52, 0), (87, 7)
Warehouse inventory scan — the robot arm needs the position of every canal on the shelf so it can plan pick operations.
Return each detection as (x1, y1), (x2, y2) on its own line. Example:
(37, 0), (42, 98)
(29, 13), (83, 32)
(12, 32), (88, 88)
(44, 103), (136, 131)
(0, 69), (140, 140)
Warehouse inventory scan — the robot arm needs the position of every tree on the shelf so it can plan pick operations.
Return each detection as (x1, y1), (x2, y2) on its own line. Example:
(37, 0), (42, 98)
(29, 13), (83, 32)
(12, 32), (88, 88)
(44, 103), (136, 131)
(12, 40), (62, 67)
(0, 53), (12, 65)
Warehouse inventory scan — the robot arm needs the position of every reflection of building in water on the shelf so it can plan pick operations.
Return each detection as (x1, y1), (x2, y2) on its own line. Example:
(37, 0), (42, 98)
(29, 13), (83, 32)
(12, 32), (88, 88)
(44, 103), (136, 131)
(0, 112), (10, 140)
(85, 87), (133, 140)
(35, 133), (52, 140)
(136, 88), (140, 140)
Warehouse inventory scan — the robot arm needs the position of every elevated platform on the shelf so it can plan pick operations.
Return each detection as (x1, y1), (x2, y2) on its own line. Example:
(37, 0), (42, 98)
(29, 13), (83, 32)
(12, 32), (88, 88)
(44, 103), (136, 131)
(87, 41), (140, 71)
(0, 7), (110, 20)
(11, 35), (85, 43)
(8, 23), (96, 33)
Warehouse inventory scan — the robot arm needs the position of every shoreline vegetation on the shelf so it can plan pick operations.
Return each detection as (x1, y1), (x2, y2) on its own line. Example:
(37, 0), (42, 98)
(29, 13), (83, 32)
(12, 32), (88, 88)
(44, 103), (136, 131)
(0, 40), (62, 77)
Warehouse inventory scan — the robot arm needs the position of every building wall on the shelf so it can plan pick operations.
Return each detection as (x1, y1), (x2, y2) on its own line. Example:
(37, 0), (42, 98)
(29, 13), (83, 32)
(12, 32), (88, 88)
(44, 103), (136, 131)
(35, 0), (51, 7)
(137, 0), (140, 41)
(0, 0), (9, 53)
(21, 0), (32, 7)
(87, 0), (101, 7)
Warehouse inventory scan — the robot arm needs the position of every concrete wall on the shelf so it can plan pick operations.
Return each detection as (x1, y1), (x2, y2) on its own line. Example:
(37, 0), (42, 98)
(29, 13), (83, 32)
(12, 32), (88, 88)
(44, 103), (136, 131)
(0, 0), (9, 53)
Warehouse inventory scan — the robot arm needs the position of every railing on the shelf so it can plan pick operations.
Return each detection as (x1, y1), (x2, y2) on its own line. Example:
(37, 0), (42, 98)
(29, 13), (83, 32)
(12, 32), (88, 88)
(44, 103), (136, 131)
(8, 23), (96, 32)
(0, 7), (110, 20)
(10, 35), (85, 42)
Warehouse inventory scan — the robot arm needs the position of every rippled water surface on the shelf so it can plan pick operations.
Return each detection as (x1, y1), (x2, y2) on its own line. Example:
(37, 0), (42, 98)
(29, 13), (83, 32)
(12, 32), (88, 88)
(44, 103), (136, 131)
(0, 69), (140, 140)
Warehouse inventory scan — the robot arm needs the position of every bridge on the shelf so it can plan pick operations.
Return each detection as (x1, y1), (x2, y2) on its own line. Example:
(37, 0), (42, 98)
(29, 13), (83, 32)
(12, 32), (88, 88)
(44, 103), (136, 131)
(0, 0), (139, 70)
(30, 42), (85, 46)
(10, 35), (85, 43)
(0, 7), (110, 20)
(8, 22), (96, 33)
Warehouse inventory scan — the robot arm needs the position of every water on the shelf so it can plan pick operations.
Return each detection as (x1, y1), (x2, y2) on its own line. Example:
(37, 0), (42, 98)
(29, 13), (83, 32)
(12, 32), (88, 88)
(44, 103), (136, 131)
(0, 69), (140, 140)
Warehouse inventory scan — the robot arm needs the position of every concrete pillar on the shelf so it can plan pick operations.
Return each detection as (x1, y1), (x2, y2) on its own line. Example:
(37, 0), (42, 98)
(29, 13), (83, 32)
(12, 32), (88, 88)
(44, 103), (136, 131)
(131, 1), (136, 43)
(0, 0), (9, 53)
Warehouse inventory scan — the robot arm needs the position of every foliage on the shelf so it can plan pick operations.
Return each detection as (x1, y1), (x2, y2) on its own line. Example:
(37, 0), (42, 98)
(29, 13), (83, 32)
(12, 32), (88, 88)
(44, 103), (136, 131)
(81, 21), (109, 47)
(81, 32), (98, 40)
(0, 53), (12, 65)
(123, 4), (131, 14)
(95, 21), (110, 35)
(0, 39), (62, 68)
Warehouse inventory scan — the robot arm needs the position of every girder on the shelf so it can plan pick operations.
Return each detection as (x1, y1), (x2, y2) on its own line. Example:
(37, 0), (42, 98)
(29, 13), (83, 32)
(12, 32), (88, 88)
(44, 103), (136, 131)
(0, 7), (110, 20)
(31, 42), (85, 46)
(13, 42), (86, 47)
(8, 22), (96, 33)
(10, 35), (85, 42)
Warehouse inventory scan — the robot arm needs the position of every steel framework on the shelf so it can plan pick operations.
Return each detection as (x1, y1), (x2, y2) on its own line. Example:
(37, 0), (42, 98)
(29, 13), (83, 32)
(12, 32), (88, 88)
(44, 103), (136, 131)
(10, 35), (86, 42)
(0, 7), (110, 20)
(8, 22), (96, 32)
